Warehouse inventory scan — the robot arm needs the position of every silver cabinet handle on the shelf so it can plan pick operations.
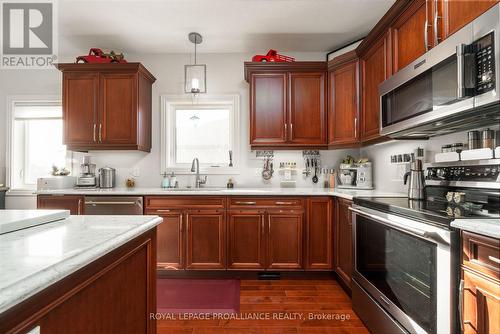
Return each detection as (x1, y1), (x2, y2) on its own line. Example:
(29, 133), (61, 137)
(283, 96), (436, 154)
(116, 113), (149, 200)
(156, 209), (171, 212)
(93, 124), (97, 142)
(459, 279), (464, 333)
(261, 215), (265, 236)
(85, 201), (138, 205)
(235, 201), (256, 205)
(275, 201), (293, 205)
(424, 19), (429, 52)
(98, 123), (102, 142)
(290, 123), (293, 140)
(77, 198), (82, 215)
(488, 255), (500, 264)
(433, 0), (441, 46)
(284, 123), (287, 140)
(179, 214), (183, 233)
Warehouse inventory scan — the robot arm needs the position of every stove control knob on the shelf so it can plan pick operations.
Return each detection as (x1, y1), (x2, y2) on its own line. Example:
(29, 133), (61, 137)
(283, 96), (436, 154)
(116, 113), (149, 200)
(436, 168), (448, 179)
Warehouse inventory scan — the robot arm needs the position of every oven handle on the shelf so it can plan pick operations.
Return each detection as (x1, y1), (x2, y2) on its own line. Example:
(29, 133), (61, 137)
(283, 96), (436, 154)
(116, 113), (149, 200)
(349, 206), (449, 245)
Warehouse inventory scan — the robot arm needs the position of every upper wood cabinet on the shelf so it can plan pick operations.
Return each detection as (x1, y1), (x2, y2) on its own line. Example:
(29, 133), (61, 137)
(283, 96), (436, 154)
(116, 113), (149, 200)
(359, 33), (391, 143)
(328, 52), (359, 147)
(57, 63), (156, 152)
(245, 62), (327, 149)
(391, 0), (429, 73)
(438, 0), (499, 43)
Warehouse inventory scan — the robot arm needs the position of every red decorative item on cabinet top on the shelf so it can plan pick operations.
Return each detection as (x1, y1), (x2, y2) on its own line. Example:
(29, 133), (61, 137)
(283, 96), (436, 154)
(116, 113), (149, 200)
(76, 48), (127, 63)
(252, 49), (295, 62)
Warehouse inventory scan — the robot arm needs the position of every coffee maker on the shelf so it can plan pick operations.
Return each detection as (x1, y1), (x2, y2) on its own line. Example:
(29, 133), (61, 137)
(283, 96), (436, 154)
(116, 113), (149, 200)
(76, 156), (97, 187)
(337, 162), (373, 189)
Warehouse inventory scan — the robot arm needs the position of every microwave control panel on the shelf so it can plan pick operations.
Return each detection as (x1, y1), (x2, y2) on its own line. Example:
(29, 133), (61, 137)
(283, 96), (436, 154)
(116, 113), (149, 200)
(474, 32), (496, 94)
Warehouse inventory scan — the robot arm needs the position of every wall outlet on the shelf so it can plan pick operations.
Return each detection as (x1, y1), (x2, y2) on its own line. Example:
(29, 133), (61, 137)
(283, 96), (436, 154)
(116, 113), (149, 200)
(132, 167), (140, 177)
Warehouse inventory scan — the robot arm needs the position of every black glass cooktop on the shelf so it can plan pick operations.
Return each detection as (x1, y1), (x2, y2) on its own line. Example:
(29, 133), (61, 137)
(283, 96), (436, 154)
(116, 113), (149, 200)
(354, 188), (500, 227)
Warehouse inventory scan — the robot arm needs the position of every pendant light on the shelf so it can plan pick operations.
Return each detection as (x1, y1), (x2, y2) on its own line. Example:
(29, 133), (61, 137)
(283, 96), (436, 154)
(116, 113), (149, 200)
(185, 32), (206, 96)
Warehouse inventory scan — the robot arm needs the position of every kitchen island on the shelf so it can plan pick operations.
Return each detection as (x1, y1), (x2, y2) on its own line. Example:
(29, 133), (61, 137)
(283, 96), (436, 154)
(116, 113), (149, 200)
(0, 213), (162, 334)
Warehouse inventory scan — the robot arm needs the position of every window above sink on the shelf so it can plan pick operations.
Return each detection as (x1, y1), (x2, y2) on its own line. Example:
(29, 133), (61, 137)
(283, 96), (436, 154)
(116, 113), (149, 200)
(160, 94), (240, 175)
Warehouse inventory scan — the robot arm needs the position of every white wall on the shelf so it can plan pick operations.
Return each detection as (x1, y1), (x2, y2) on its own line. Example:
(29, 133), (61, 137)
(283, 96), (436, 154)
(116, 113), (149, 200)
(0, 52), (359, 208)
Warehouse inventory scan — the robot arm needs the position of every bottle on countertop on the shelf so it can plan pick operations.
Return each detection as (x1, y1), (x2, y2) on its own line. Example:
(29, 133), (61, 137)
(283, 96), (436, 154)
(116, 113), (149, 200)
(170, 172), (177, 188)
(161, 172), (170, 189)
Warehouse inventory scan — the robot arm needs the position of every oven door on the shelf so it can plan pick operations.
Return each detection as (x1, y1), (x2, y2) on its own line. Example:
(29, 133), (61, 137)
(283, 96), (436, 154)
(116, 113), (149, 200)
(350, 205), (454, 334)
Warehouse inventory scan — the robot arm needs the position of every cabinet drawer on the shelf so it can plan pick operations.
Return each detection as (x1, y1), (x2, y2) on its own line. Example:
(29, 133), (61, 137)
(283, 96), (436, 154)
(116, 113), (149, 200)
(145, 196), (226, 209)
(463, 231), (500, 280)
(229, 197), (304, 209)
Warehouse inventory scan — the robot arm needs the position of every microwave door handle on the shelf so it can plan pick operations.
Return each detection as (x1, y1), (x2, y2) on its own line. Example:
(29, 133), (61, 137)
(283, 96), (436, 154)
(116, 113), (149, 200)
(457, 44), (466, 99)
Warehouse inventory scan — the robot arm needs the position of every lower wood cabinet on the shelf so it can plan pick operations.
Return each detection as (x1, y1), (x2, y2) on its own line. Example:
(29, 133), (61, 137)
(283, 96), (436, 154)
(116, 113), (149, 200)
(334, 198), (353, 289)
(305, 197), (333, 270)
(37, 195), (84, 215)
(267, 210), (304, 270)
(185, 210), (226, 270)
(145, 196), (226, 271)
(227, 210), (266, 270)
(461, 231), (500, 334)
(227, 207), (304, 270)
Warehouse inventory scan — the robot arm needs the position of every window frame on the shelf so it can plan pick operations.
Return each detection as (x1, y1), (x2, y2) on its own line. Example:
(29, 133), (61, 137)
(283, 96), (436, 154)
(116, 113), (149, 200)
(160, 94), (240, 175)
(5, 95), (71, 194)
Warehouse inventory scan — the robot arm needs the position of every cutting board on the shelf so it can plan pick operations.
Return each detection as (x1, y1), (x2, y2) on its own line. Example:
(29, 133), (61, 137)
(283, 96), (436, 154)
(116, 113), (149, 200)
(0, 210), (70, 234)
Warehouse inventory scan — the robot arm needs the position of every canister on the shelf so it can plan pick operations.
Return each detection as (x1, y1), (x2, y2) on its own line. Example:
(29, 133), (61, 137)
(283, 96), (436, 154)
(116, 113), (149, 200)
(467, 131), (480, 150)
(482, 129), (495, 149)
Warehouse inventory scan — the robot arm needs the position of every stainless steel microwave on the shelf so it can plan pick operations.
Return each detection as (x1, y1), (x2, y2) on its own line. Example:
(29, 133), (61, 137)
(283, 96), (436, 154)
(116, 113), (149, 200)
(379, 4), (500, 139)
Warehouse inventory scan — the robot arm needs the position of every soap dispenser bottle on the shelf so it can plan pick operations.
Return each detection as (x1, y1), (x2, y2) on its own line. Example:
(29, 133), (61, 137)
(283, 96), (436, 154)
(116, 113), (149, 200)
(161, 172), (170, 189)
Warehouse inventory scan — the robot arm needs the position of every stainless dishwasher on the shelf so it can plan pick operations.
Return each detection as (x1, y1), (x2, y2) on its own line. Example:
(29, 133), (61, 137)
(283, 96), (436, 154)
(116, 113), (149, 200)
(84, 196), (143, 215)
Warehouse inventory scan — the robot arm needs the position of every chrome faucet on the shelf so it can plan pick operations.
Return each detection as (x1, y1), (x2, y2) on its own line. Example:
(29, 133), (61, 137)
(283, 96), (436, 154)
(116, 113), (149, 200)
(191, 158), (207, 188)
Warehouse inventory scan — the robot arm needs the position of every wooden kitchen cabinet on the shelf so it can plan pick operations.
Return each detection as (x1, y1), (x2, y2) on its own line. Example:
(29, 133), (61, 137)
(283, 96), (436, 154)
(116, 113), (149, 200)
(267, 210), (304, 270)
(288, 72), (327, 145)
(305, 197), (333, 270)
(328, 52), (359, 147)
(245, 62), (327, 149)
(334, 198), (353, 290)
(461, 231), (500, 334)
(57, 63), (156, 152)
(145, 209), (184, 270)
(185, 210), (226, 270)
(391, 0), (429, 73)
(359, 33), (391, 143)
(37, 195), (84, 215)
(227, 210), (266, 270)
(145, 196), (226, 271)
(438, 0), (499, 43)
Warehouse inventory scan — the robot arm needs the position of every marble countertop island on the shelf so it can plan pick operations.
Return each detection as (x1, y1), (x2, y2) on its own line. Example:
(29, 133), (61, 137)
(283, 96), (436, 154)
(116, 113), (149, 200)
(0, 214), (162, 315)
(451, 219), (500, 239)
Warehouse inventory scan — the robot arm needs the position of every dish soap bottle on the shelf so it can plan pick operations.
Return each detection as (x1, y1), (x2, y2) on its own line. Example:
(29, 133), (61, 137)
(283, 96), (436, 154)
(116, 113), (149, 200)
(170, 172), (177, 188)
(161, 172), (170, 189)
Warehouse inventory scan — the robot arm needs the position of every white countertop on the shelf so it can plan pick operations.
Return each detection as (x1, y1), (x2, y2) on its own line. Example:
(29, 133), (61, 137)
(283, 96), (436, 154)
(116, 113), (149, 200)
(451, 219), (500, 239)
(36, 187), (407, 200)
(0, 214), (162, 315)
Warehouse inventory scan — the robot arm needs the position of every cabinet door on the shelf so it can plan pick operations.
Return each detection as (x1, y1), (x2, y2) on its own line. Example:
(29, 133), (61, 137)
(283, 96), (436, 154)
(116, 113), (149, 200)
(334, 198), (353, 289)
(288, 72), (327, 145)
(37, 195), (84, 215)
(146, 210), (183, 270)
(328, 60), (359, 146)
(227, 210), (266, 270)
(99, 73), (137, 145)
(185, 210), (226, 270)
(440, 0), (499, 41)
(361, 34), (391, 142)
(63, 72), (98, 146)
(391, 0), (429, 73)
(305, 197), (332, 270)
(462, 269), (500, 334)
(267, 210), (303, 270)
(250, 73), (288, 146)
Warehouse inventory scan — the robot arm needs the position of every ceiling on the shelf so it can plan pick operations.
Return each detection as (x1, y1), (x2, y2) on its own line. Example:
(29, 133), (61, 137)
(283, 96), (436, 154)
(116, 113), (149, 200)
(58, 0), (395, 56)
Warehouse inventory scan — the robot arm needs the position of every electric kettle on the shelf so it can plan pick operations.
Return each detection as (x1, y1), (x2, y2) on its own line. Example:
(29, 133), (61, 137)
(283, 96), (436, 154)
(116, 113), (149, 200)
(403, 160), (425, 200)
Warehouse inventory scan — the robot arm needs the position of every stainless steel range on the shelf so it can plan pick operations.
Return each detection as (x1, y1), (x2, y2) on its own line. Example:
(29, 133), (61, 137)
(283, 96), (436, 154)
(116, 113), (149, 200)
(351, 159), (500, 334)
